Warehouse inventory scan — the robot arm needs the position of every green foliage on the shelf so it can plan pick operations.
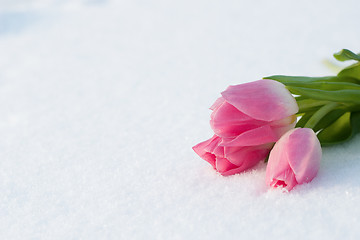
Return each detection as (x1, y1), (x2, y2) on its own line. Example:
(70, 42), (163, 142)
(264, 49), (360, 146)
(317, 112), (360, 146)
(338, 62), (360, 81)
(333, 49), (360, 62)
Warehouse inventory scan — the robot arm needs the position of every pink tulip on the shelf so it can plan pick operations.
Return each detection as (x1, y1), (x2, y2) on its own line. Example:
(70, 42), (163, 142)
(265, 128), (322, 191)
(193, 135), (273, 176)
(210, 80), (299, 142)
(193, 80), (299, 175)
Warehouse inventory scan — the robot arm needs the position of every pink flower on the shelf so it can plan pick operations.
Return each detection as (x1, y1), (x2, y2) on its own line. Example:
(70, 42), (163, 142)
(193, 135), (273, 176)
(265, 128), (322, 191)
(210, 80), (299, 143)
(193, 80), (299, 175)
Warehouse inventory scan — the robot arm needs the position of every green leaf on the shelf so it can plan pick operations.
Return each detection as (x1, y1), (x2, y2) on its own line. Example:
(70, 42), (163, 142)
(283, 81), (360, 91)
(313, 109), (346, 132)
(286, 86), (360, 104)
(350, 111), (360, 135)
(297, 99), (328, 113)
(304, 102), (339, 129)
(264, 75), (360, 84)
(334, 49), (360, 62)
(264, 75), (338, 83)
(317, 112), (351, 146)
(295, 95), (308, 100)
(317, 111), (360, 146)
(338, 62), (360, 81)
(296, 112), (314, 128)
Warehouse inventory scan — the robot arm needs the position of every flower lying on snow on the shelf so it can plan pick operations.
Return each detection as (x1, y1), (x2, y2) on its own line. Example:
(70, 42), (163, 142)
(193, 79), (298, 176)
(265, 128), (321, 191)
(193, 49), (360, 191)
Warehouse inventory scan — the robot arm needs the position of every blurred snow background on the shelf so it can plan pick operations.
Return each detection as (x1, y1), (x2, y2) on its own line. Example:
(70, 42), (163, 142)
(0, 0), (360, 239)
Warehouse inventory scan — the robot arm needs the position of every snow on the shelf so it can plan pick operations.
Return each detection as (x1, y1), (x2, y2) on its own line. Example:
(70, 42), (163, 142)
(0, 0), (360, 239)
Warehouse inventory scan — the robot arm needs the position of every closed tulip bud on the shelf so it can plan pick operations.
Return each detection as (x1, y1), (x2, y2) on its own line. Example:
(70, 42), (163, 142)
(265, 128), (322, 191)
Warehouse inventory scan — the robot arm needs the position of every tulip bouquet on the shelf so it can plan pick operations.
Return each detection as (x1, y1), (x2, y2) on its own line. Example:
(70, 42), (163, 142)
(193, 49), (360, 191)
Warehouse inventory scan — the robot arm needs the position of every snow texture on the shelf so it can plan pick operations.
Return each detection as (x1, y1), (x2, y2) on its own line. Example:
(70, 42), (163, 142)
(0, 0), (360, 239)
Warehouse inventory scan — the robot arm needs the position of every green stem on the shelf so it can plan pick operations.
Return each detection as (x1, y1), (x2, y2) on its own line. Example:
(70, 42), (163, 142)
(297, 99), (330, 113)
(304, 102), (340, 129)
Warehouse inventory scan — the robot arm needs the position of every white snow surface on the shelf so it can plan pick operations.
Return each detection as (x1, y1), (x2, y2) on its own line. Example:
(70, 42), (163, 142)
(1, 0), (360, 239)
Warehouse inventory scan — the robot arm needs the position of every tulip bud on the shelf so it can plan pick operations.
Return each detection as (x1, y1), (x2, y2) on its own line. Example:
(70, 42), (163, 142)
(265, 128), (322, 191)
(210, 80), (299, 141)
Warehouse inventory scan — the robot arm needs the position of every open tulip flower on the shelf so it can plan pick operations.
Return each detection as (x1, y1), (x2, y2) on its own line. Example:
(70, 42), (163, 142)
(265, 128), (322, 191)
(193, 79), (298, 175)
(193, 135), (273, 176)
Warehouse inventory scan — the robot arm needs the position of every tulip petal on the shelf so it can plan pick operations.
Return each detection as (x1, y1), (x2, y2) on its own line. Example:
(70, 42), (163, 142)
(265, 131), (291, 186)
(269, 168), (297, 191)
(210, 100), (261, 137)
(202, 136), (222, 155)
(270, 117), (297, 139)
(218, 158), (259, 176)
(224, 144), (271, 166)
(211, 100), (254, 123)
(221, 80), (298, 121)
(270, 115), (297, 127)
(220, 125), (279, 146)
(210, 97), (225, 111)
(192, 136), (220, 168)
(211, 120), (266, 138)
(286, 128), (322, 184)
(215, 157), (238, 174)
(220, 166), (251, 176)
